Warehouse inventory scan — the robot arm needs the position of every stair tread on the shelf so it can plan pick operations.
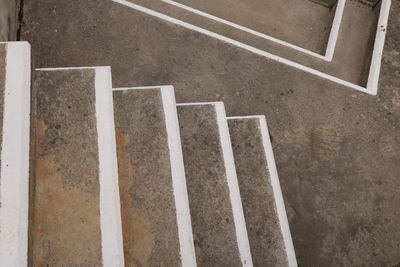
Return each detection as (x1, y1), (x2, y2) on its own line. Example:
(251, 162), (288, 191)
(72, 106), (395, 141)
(31, 67), (123, 266)
(228, 116), (296, 267)
(177, 103), (252, 266)
(113, 87), (195, 266)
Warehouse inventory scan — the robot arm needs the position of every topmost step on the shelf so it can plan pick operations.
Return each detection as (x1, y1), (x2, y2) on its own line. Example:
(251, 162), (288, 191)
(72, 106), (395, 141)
(0, 41), (31, 267)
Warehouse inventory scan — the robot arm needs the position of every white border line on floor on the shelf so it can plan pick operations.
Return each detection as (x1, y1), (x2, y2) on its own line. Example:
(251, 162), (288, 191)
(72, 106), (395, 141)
(94, 67), (125, 267)
(228, 115), (298, 267)
(113, 85), (197, 266)
(0, 41), (31, 266)
(160, 0), (345, 61)
(110, 0), (391, 95)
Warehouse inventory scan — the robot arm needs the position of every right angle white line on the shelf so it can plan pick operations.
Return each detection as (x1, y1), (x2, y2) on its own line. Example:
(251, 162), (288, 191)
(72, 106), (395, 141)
(110, 0), (374, 95)
(161, 0), (332, 61)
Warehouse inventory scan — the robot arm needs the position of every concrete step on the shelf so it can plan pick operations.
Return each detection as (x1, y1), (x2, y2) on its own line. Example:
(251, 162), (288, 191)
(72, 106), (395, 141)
(0, 42), (30, 266)
(177, 102), (253, 266)
(112, 86), (196, 266)
(228, 116), (297, 267)
(30, 67), (124, 266)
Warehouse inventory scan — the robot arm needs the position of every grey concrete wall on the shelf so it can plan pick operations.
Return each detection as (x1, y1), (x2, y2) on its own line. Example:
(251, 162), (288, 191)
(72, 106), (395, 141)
(0, 0), (18, 41)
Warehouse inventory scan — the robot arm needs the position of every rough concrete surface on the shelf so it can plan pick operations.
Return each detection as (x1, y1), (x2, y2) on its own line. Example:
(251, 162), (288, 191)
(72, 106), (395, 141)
(0, 44), (5, 205)
(21, 0), (400, 266)
(0, 0), (18, 41)
(125, 0), (378, 86)
(169, 0), (333, 53)
(228, 118), (288, 267)
(30, 69), (102, 266)
(113, 88), (182, 266)
(177, 104), (242, 266)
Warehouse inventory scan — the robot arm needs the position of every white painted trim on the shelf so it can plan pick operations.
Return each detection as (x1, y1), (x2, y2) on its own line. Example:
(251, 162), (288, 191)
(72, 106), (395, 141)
(95, 67), (125, 267)
(258, 116), (297, 267)
(0, 41), (31, 266)
(36, 66), (109, 71)
(161, 86), (197, 267)
(213, 102), (253, 266)
(160, 0), (343, 61)
(228, 115), (298, 267)
(113, 86), (197, 265)
(367, 0), (391, 94)
(325, 0), (346, 60)
(110, 0), (390, 95)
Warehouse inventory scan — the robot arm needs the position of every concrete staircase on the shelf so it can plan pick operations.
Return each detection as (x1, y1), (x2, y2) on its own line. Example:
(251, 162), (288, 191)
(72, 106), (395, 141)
(0, 41), (297, 266)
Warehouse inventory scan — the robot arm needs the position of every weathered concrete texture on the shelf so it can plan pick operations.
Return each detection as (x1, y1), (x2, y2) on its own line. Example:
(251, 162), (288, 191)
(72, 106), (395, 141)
(113, 88), (182, 266)
(30, 69), (102, 266)
(228, 118), (288, 267)
(0, 44), (5, 199)
(177, 104), (242, 266)
(171, 0), (333, 53)
(126, 0), (377, 86)
(21, 0), (400, 266)
(0, 0), (18, 41)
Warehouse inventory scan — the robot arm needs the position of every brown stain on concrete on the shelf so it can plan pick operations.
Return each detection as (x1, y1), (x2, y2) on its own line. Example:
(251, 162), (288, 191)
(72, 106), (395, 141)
(31, 118), (102, 266)
(116, 129), (154, 266)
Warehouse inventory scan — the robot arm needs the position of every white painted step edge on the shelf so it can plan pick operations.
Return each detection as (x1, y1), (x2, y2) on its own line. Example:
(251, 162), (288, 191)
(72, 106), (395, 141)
(113, 85), (197, 266)
(35, 67), (126, 266)
(0, 41), (31, 267)
(176, 102), (254, 266)
(228, 115), (298, 267)
(95, 67), (125, 267)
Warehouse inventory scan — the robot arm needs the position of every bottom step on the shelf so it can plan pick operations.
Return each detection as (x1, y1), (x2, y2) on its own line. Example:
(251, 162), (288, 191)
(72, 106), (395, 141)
(228, 116), (297, 267)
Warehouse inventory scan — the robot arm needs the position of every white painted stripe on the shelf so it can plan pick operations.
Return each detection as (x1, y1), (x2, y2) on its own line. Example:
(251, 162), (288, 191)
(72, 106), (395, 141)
(367, 0), (391, 95)
(36, 66), (109, 71)
(325, 0), (346, 60)
(110, 0), (374, 95)
(213, 102), (254, 266)
(176, 102), (223, 106)
(95, 67), (125, 267)
(257, 116), (297, 267)
(0, 41), (31, 266)
(161, 0), (333, 60)
(161, 86), (197, 267)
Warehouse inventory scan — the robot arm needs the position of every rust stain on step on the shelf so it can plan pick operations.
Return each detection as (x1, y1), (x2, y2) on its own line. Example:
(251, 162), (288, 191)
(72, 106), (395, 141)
(116, 129), (154, 266)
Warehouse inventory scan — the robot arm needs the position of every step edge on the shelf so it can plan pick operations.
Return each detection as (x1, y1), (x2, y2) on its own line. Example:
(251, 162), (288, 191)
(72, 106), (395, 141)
(94, 68), (125, 266)
(258, 116), (298, 267)
(0, 41), (31, 266)
(214, 103), (254, 267)
(161, 86), (197, 266)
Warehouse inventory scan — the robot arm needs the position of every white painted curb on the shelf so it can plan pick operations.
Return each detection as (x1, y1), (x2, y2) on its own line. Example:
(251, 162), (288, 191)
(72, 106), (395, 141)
(0, 41), (31, 267)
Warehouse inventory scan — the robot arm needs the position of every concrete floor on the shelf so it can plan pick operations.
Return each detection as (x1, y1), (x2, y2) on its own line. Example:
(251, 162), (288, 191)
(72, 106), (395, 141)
(168, 0), (333, 53)
(22, 0), (400, 266)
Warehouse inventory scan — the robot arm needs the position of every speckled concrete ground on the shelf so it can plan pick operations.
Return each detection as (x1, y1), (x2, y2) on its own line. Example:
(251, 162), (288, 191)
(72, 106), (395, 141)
(30, 69), (102, 266)
(113, 88), (182, 266)
(228, 118), (289, 267)
(177, 104), (243, 266)
(21, 0), (400, 265)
